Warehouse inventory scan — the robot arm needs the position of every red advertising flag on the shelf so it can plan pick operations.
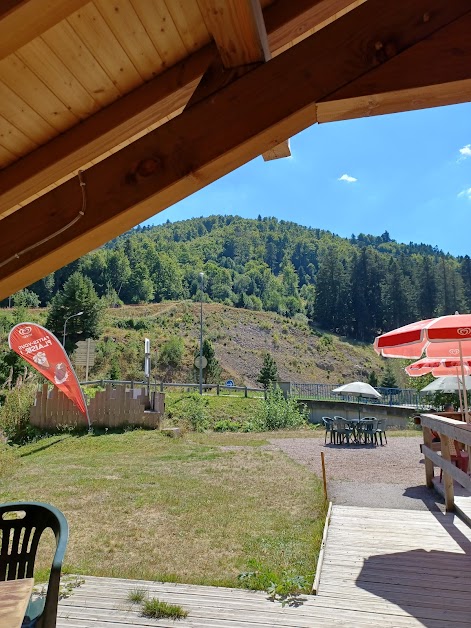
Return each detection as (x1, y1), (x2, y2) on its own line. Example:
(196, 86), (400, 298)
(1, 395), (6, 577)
(8, 322), (89, 421)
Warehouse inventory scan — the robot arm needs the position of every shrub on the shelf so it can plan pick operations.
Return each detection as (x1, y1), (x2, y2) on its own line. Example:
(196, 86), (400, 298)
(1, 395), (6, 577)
(0, 382), (37, 443)
(158, 337), (184, 368)
(214, 419), (240, 432)
(167, 393), (209, 432)
(251, 387), (307, 431)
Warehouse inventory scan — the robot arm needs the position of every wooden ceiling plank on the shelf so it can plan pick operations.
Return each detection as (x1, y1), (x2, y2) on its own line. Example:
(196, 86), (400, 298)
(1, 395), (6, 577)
(0, 0), (91, 62)
(0, 80), (56, 144)
(0, 114), (38, 156)
(67, 3), (142, 95)
(42, 21), (121, 108)
(16, 39), (101, 120)
(166, 0), (211, 55)
(94, 0), (164, 81)
(1, 0), (470, 297)
(131, 0), (189, 69)
(0, 144), (16, 169)
(0, 46), (214, 216)
(317, 11), (471, 122)
(198, 0), (270, 66)
(0, 55), (79, 132)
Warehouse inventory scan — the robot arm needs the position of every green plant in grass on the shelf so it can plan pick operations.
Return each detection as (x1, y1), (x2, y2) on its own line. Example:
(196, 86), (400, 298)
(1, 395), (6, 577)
(141, 598), (188, 619)
(0, 382), (37, 443)
(127, 588), (147, 603)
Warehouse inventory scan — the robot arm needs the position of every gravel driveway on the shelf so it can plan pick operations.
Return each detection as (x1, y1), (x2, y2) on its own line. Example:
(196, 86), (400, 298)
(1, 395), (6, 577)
(269, 436), (444, 511)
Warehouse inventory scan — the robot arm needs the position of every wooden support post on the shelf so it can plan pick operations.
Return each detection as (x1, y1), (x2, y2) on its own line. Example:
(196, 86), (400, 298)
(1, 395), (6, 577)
(321, 451), (328, 501)
(441, 435), (455, 512)
(245, 386), (248, 398)
(423, 426), (435, 488)
(160, 381), (164, 392)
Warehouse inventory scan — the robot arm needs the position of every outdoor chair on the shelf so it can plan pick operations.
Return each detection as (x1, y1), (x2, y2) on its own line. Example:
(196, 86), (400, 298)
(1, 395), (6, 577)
(375, 418), (388, 445)
(0, 501), (68, 628)
(322, 417), (334, 444)
(358, 419), (378, 445)
(332, 417), (353, 445)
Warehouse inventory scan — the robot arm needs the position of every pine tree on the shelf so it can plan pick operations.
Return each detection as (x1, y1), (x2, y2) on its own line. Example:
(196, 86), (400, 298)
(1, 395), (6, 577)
(380, 362), (398, 388)
(257, 352), (279, 389)
(45, 272), (103, 352)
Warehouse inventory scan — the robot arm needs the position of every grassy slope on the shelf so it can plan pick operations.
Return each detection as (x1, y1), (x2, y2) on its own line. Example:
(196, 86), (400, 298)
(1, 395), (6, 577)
(0, 432), (326, 589)
(94, 301), (391, 386)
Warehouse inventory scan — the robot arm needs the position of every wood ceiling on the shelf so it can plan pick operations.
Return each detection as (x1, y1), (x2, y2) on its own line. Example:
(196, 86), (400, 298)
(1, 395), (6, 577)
(0, 0), (470, 299)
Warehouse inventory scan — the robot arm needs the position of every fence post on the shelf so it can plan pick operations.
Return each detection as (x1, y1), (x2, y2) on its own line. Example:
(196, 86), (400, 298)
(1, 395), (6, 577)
(264, 389), (267, 400)
(217, 384), (220, 395)
(244, 386), (248, 398)
(130, 380), (134, 390)
(160, 381), (164, 392)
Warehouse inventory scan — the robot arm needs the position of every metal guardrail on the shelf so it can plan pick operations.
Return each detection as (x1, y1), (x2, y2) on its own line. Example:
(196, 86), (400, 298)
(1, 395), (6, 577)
(289, 382), (426, 409)
(79, 380), (266, 398)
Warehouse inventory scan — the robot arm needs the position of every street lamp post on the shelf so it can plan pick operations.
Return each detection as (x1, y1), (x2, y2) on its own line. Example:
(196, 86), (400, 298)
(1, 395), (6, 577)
(62, 311), (84, 350)
(199, 272), (204, 395)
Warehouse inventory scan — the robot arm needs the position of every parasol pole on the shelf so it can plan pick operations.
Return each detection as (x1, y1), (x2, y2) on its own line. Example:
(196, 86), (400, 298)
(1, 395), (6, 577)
(458, 341), (469, 422)
(456, 367), (464, 419)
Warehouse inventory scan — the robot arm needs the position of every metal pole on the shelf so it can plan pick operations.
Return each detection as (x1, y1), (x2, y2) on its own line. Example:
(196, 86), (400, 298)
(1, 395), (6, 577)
(62, 311), (83, 350)
(199, 272), (204, 395)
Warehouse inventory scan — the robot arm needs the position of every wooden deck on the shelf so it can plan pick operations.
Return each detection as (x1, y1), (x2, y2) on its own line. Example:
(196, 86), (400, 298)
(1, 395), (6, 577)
(56, 504), (471, 627)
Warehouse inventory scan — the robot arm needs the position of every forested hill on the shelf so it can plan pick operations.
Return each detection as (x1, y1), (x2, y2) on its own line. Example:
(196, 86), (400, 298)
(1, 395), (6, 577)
(12, 215), (471, 342)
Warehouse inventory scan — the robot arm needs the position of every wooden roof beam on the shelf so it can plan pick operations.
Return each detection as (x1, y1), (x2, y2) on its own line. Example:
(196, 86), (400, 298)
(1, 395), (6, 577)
(197, 0), (289, 160)
(317, 12), (471, 122)
(198, 0), (270, 67)
(0, 0), (90, 61)
(0, 0), (469, 297)
(0, 0), (356, 213)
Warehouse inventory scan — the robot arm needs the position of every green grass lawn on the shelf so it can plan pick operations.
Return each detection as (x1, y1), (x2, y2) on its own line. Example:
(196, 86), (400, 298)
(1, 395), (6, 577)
(0, 430), (326, 590)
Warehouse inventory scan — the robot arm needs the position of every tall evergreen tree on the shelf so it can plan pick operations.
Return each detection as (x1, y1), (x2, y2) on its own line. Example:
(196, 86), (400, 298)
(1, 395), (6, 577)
(46, 272), (103, 351)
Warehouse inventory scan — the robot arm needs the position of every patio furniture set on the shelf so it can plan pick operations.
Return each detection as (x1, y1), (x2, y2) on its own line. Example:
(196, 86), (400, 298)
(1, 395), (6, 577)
(322, 416), (387, 446)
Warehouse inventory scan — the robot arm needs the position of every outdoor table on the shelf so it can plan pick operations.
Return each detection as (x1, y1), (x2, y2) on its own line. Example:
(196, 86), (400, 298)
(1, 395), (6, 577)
(346, 418), (362, 444)
(0, 578), (34, 628)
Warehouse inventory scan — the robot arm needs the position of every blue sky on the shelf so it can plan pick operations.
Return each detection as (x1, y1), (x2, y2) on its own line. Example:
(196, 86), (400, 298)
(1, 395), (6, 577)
(145, 102), (471, 256)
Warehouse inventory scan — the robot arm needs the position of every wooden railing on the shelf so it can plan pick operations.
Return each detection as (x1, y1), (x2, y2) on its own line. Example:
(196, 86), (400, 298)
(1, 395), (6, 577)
(421, 413), (471, 511)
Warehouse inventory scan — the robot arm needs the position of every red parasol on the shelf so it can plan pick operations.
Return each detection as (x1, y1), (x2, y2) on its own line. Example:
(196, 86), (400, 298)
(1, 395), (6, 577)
(405, 358), (471, 378)
(374, 314), (471, 420)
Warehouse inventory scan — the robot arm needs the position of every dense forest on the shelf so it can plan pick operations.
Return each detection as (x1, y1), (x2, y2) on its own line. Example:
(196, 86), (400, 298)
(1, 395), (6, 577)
(6, 215), (470, 342)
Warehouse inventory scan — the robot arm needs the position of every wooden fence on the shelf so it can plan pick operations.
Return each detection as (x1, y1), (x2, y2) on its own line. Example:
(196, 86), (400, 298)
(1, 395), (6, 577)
(30, 383), (164, 430)
(421, 413), (471, 511)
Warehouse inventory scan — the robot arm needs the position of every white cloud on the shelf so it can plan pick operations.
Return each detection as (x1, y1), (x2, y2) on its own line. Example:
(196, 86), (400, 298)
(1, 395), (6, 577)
(458, 144), (471, 160)
(458, 187), (471, 200)
(338, 174), (357, 183)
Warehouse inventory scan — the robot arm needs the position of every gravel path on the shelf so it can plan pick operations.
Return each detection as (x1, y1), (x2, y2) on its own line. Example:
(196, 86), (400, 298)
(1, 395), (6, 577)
(269, 436), (444, 511)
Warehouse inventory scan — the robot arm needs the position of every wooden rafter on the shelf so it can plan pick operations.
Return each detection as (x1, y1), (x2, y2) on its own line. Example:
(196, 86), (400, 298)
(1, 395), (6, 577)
(1, 0), (470, 298)
(0, 0), (349, 215)
(198, 0), (270, 67)
(0, 0), (90, 61)
(317, 12), (471, 122)
(198, 0), (290, 160)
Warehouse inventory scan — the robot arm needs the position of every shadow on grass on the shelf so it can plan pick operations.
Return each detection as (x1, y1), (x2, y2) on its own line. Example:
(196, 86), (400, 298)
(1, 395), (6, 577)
(20, 436), (67, 457)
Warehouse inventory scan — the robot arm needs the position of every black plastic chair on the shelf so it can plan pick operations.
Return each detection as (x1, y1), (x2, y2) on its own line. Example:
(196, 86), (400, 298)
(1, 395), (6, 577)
(0, 501), (68, 628)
